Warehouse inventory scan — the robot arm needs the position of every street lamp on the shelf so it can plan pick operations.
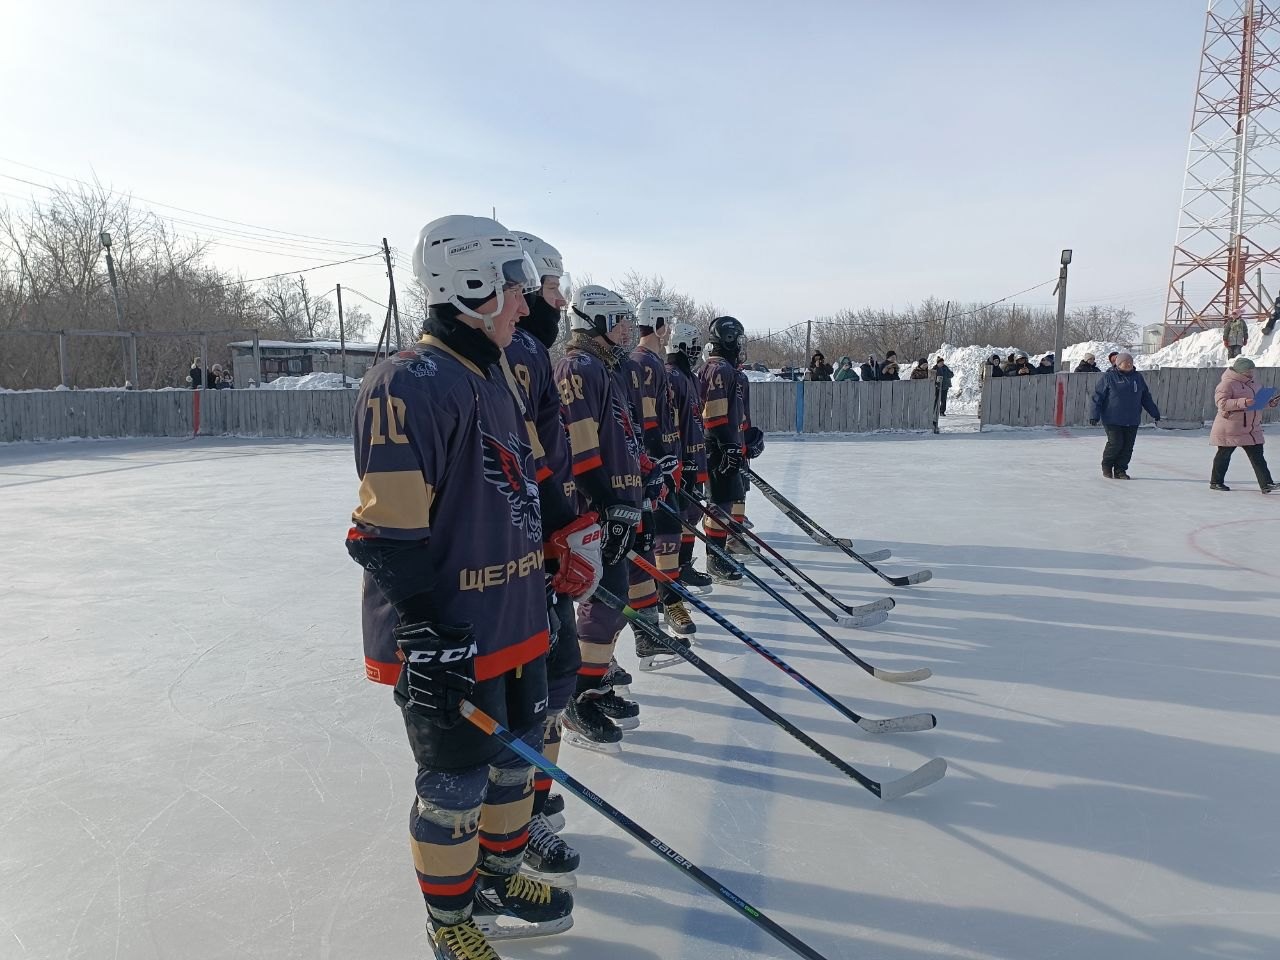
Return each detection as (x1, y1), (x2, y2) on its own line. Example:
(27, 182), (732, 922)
(1053, 249), (1072, 372)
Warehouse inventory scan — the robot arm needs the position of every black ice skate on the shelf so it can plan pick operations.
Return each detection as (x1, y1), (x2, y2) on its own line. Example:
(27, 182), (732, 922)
(707, 551), (744, 584)
(603, 657), (633, 695)
(726, 537), (756, 561)
(472, 870), (574, 941)
(561, 693), (623, 754)
(663, 600), (696, 637)
(678, 562), (714, 596)
(596, 689), (640, 730)
(542, 792), (565, 833)
(522, 813), (580, 888)
(634, 627), (689, 671)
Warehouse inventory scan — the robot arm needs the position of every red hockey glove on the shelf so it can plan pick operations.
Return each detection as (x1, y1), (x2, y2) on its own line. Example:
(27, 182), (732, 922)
(545, 512), (604, 599)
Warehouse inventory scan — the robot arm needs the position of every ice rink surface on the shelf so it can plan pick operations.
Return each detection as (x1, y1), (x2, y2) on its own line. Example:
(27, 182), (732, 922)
(2, 429), (1279, 960)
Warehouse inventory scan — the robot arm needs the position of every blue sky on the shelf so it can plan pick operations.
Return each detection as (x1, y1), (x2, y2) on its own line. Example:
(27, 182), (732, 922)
(1, 0), (1209, 331)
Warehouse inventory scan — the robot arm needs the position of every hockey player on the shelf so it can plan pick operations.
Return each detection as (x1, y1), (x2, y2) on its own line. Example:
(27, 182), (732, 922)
(664, 320), (713, 595)
(505, 230), (600, 880)
(699, 316), (749, 583)
(727, 359), (766, 557)
(554, 286), (687, 751)
(347, 215), (598, 959)
(630, 298), (694, 635)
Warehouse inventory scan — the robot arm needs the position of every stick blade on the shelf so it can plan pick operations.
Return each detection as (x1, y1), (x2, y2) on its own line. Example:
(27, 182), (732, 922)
(859, 548), (891, 562)
(837, 610), (890, 629)
(839, 596), (895, 618)
(857, 713), (937, 735)
(889, 570), (933, 586)
(871, 665), (932, 683)
(878, 757), (947, 801)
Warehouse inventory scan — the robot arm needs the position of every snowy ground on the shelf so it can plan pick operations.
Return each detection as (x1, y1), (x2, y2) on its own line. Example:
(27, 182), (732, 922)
(3, 432), (1279, 960)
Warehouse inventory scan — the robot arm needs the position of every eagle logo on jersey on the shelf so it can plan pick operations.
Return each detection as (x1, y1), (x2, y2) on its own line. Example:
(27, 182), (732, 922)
(479, 425), (542, 543)
(405, 356), (438, 378)
(611, 393), (642, 459)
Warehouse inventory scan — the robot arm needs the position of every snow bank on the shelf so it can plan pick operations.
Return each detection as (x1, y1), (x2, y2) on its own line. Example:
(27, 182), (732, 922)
(261, 372), (360, 390)
(743, 369), (786, 382)
(1138, 322), (1280, 369)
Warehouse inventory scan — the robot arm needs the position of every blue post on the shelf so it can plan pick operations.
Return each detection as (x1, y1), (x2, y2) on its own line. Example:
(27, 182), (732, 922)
(795, 380), (805, 434)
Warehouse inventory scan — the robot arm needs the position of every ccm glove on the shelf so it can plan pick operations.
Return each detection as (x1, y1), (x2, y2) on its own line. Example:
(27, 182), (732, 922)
(601, 503), (643, 567)
(714, 444), (744, 476)
(743, 426), (765, 459)
(394, 620), (477, 729)
(545, 512), (604, 599)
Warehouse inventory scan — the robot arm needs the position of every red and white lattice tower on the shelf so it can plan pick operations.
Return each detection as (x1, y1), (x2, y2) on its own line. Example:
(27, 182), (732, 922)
(1164, 1), (1280, 344)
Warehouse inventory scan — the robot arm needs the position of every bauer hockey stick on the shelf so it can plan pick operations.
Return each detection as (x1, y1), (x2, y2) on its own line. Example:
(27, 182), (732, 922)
(689, 493), (896, 626)
(676, 492), (891, 628)
(630, 552), (936, 734)
(461, 701), (835, 960)
(593, 585), (946, 800)
(744, 466), (933, 586)
(662, 501), (932, 683)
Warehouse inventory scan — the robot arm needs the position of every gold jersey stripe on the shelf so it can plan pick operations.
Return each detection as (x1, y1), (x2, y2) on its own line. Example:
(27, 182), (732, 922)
(411, 835), (481, 877)
(352, 470), (433, 532)
(567, 418), (601, 454)
(703, 398), (729, 419)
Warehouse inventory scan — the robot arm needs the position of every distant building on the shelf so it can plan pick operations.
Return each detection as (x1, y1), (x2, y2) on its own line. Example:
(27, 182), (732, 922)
(1141, 324), (1163, 355)
(226, 339), (383, 386)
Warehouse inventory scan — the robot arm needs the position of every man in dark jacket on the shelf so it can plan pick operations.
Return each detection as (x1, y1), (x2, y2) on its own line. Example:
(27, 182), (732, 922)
(806, 352), (834, 381)
(1089, 351), (1161, 479)
(984, 354), (1004, 380)
(1001, 353), (1018, 375)
(1035, 354), (1056, 375)
(859, 356), (877, 382)
(1074, 354), (1100, 373)
(1010, 354), (1035, 376)
(878, 350), (899, 379)
(932, 357), (954, 416)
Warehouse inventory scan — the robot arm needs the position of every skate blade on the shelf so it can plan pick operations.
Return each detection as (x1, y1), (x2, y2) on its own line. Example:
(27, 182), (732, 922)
(562, 730), (622, 754)
(681, 583), (714, 596)
(544, 811), (566, 833)
(520, 865), (578, 889)
(608, 715), (640, 731)
(474, 913), (574, 941)
(710, 575), (744, 586)
(663, 625), (697, 638)
(638, 653), (685, 671)
(610, 682), (631, 697)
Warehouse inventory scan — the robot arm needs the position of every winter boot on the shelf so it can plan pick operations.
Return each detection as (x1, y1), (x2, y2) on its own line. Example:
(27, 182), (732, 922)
(678, 562), (714, 596)
(663, 600), (696, 637)
(427, 916), (502, 960)
(1209, 482), (1231, 491)
(1101, 465), (1113, 479)
(1113, 468), (1131, 480)
(522, 813), (580, 887)
(596, 689), (640, 730)
(634, 627), (689, 671)
(707, 550), (743, 584)
(472, 870), (573, 940)
(561, 692), (622, 754)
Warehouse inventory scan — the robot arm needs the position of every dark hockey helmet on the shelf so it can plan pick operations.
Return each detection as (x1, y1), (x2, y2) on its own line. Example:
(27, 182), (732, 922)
(707, 315), (745, 361)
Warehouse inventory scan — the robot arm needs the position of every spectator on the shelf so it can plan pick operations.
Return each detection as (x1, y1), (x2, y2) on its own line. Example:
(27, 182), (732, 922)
(187, 357), (204, 389)
(1035, 353), (1056, 374)
(859, 356), (878, 381)
(806, 351), (834, 381)
(932, 356), (954, 416)
(880, 354), (901, 380)
(984, 353), (1005, 380)
(1074, 353), (1101, 373)
(833, 356), (858, 381)
(1208, 356), (1279, 492)
(1106, 350), (1119, 369)
(909, 358), (930, 380)
(1223, 307), (1249, 360)
(1010, 354), (1035, 376)
(1001, 352), (1018, 375)
(209, 363), (232, 389)
(1089, 351), (1161, 480)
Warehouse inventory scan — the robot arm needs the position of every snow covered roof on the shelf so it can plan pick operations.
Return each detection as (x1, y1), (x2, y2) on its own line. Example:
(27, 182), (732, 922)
(226, 339), (383, 353)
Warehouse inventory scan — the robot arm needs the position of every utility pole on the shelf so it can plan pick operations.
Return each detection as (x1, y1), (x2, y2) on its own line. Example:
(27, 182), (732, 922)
(337, 283), (349, 386)
(804, 319), (812, 368)
(382, 238), (402, 349)
(298, 275), (314, 340)
(1053, 249), (1072, 372)
(100, 232), (132, 384)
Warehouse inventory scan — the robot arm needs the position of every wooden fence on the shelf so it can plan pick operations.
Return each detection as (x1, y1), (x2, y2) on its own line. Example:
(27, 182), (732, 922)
(980, 367), (1280, 428)
(0, 379), (940, 443)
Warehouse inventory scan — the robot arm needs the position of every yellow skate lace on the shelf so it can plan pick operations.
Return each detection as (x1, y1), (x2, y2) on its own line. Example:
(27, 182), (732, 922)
(501, 871), (552, 906)
(666, 602), (693, 628)
(434, 919), (500, 960)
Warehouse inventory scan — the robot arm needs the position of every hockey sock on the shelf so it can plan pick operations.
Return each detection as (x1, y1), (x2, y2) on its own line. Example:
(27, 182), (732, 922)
(478, 756), (537, 874)
(411, 764), (490, 924)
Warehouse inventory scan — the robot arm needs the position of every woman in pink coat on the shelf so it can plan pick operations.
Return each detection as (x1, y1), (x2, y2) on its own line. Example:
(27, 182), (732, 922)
(1209, 356), (1279, 492)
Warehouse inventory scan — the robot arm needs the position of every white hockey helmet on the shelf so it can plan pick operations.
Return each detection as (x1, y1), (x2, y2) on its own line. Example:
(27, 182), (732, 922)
(413, 215), (540, 322)
(636, 297), (673, 331)
(700, 341), (714, 364)
(571, 285), (634, 341)
(666, 319), (700, 356)
(512, 230), (571, 307)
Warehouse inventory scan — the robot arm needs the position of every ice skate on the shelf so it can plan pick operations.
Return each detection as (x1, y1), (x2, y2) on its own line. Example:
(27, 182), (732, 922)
(472, 870), (574, 941)
(635, 628), (689, 671)
(603, 657), (632, 695)
(427, 916), (502, 960)
(521, 813), (580, 888)
(707, 551), (743, 584)
(561, 692), (622, 754)
(596, 689), (640, 730)
(678, 562), (714, 596)
(663, 600), (696, 637)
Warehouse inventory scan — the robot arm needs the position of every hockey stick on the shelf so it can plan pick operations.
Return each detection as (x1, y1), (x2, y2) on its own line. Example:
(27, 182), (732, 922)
(661, 501), (931, 683)
(744, 467), (933, 586)
(630, 552), (936, 734)
(691, 493), (896, 625)
(676, 492), (891, 629)
(461, 701), (836, 960)
(592, 586), (946, 800)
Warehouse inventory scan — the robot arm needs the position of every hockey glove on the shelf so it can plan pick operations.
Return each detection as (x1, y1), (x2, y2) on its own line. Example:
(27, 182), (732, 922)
(545, 512), (604, 600)
(642, 457), (675, 504)
(714, 444), (744, 476)
(743, 426), (765, 460)
(680, 459), (703, 496)
(394, 620), (477, 729)
(635, 509), (656, 555)
(601, 503), (643, 567)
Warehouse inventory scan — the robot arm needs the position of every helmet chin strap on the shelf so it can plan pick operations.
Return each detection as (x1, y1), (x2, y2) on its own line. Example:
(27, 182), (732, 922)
(453, 288), (505, 341)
